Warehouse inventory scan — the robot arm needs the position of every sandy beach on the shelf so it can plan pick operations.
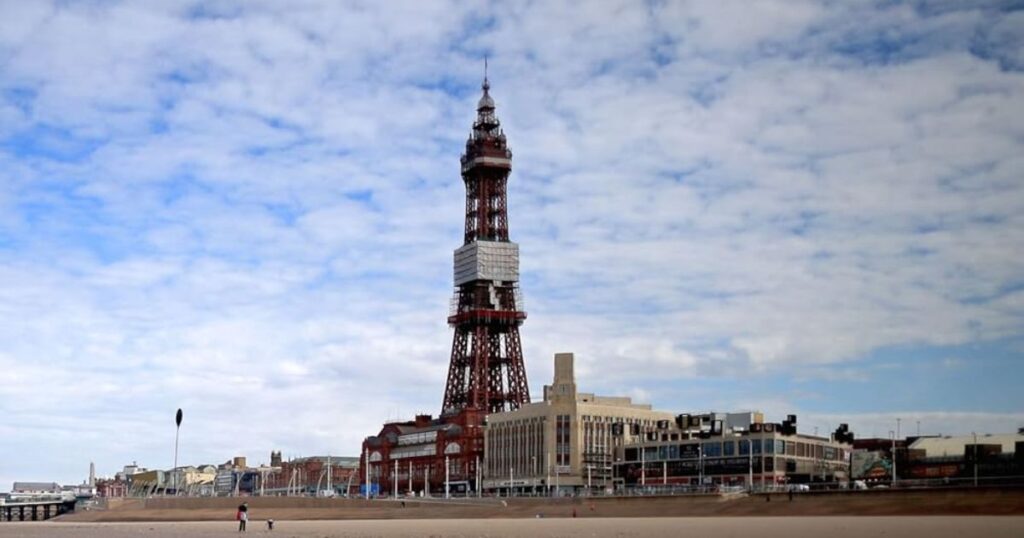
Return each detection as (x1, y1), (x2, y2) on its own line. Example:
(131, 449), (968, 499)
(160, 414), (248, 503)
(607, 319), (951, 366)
(2, 517), (1024, 538)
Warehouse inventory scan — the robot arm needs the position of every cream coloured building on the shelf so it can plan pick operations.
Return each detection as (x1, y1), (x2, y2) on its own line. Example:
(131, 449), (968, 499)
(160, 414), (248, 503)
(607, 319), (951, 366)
(483, 352), (676, 495)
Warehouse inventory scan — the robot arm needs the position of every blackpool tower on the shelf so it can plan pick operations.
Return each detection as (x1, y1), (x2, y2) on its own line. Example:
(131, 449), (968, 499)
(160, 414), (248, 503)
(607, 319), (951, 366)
(442, 71), (530, 416)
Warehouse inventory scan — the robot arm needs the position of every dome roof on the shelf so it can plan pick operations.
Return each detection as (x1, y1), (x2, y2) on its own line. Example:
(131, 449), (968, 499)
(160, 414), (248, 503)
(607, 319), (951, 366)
(477, 79), (495, 110)
(477, 92), (495, 110)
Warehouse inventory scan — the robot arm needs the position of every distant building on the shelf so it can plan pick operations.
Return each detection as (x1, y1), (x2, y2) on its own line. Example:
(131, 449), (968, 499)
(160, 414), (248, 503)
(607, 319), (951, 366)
(167, 465), (217, 495)
(909, 432), (1023, 458)
(116, 462), (145, 481)
(95, 477), (128, 498)
(127, 470), (165, 493)
(613, 416), (854, 489)
(899, 430), (1024, 484)
(263, 455), (359, 496)
(11, 482), (61, 494)
(362, 412), (482, 497)
(482, 353), (677, 495)
(61, 483), (95, 497)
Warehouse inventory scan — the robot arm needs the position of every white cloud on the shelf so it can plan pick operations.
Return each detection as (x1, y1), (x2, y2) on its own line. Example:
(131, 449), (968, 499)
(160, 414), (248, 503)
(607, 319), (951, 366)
(0, 1), (1021, 488)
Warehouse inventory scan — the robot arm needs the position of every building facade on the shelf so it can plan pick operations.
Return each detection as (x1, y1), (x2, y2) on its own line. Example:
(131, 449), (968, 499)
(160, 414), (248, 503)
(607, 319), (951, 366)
(851, 431), (1024, 485)
(95, 477), (128, 498)
(262, 454), (359, 496)
(362, 412), (485, 497)
(613, 415), (854, 489)
(483, 353), (676, 495)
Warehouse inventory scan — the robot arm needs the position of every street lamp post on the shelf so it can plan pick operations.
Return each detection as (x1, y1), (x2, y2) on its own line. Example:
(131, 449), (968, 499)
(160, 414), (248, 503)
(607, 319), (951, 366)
(698, 444), (704, 492)
(546, 452), (551, 497)
(972, 431), (978, 487)
(531, 456), (537, 496)
(554, 463), (560, 496)
(747, 439), (753, 492)
(364, 448), (371, 500)
(445, 456), (450, 499)
(640, 446), (646, 487)
(889, 430), (896, 488)
(173, 408), (182, 496)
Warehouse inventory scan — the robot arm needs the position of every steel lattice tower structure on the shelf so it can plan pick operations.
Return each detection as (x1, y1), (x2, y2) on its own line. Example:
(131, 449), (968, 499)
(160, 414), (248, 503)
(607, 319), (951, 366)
(442, 72), (530, 415)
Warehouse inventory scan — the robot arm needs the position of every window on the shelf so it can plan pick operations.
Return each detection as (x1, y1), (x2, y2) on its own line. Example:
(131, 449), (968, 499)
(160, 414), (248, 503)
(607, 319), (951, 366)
(723, 441), (735, 456)
(704, 442), (722, 457)
(751, 439), (762, 455)
(556, 415), (571, 466)
(739, 439), (750, 456)
(763, 440), (774, 454)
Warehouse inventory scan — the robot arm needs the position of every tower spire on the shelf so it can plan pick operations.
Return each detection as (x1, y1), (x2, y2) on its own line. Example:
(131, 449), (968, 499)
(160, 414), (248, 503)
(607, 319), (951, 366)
(443, 68), (528, 416)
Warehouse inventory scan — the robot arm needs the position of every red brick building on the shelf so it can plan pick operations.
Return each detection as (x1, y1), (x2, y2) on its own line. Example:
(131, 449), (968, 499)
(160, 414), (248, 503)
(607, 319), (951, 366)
(362, 410), (485, 497)
(95, 477), (128, 498)
(262, 452), (359, 496)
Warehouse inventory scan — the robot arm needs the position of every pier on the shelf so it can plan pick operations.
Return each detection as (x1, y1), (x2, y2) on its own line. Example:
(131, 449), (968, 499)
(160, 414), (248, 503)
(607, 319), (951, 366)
(0, 498), (76, 521)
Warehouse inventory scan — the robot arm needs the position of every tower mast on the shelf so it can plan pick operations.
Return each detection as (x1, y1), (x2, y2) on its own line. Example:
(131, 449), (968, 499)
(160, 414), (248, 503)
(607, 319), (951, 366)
(442, 70), (530, 415)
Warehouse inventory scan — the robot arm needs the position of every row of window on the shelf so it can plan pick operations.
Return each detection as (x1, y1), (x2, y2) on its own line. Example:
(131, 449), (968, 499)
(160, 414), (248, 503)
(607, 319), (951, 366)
(628, 439), (847, 462)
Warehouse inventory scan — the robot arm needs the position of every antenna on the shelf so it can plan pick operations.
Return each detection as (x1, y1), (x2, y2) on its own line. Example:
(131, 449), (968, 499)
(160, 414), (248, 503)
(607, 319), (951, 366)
(483, 55), (489, 89)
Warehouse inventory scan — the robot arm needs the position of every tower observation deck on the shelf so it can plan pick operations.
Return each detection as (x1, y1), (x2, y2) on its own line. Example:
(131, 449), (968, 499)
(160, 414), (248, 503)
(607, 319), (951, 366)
(442, 73), (530, 415)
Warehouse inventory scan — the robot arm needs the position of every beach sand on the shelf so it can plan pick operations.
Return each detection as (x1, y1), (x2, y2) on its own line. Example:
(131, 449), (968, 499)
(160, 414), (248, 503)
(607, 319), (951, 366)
(2, 516), (1024, 538)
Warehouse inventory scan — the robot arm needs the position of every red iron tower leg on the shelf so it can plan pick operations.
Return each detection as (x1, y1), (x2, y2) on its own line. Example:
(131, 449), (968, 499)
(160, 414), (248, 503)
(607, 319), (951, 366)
(442, 73), (530, 416)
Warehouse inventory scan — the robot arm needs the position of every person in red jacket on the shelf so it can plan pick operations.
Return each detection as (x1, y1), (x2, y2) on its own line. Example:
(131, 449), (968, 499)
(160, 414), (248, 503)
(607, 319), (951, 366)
(236, 502), (248, 532)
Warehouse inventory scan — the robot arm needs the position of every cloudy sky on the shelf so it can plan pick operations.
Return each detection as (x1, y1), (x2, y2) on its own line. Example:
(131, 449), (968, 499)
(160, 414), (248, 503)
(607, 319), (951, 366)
(1, 0), (1023, 488)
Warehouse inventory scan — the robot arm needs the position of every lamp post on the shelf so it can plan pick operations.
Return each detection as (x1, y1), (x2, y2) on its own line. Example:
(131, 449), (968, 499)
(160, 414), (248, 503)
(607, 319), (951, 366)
(698, 444), (704, 492)
(364, 448), (371, 500)
(640, 446), (646, 487)
(531, 456), (537, 496)
(972, 431), (978, 487)
(173, 408), (182, 496)
(445, 456), (450, 499)
(554, 462), (560, 497)
(889, 430), (896, 488)
(747, 438), (753, 492)
(546, 452), (551, 497)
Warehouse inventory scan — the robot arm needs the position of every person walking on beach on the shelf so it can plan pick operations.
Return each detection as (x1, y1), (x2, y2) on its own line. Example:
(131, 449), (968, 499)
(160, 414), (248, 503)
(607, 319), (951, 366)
(236, 502), (248, 532)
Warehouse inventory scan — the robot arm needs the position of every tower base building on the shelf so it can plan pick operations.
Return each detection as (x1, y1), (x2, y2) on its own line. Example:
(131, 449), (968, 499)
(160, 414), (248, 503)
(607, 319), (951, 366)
(482, 353), (675, 496)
